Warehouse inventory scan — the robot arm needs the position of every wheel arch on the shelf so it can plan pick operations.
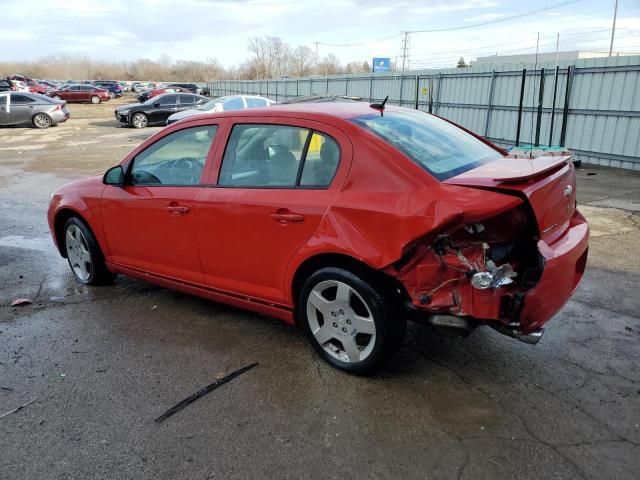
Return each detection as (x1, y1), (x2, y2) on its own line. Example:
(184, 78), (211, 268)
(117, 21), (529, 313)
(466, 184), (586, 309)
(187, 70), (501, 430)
(53, 208), (98, 258)
(290, 252), (409, 324)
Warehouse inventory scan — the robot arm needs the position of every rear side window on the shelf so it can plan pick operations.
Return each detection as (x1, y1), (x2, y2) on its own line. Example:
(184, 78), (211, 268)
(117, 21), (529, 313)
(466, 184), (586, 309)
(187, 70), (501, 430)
(245, 97), (267, 108)
(12, 94), (35, 104)
(178, 95), (196, 105)
(130, 125), (217, 186)
(219, 124), (340, 188)
(299, 133), (340, 187)
(223, 97), (244, 110)
(351, 110), (502, 181)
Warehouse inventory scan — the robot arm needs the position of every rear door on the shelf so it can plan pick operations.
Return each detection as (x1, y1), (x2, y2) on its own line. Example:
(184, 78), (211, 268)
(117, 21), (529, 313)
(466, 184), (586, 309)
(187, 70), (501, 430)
(196, 117), (351, 303)
(176, 94), (197, 112)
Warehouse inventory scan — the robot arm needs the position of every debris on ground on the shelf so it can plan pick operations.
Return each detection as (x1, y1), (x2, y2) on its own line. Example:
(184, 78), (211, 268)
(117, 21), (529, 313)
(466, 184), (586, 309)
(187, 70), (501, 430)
(0, 397), (38, 419)
(10, 298), (32, 307)
(154, 363), (258, 423)
(1, 386), (14, 391)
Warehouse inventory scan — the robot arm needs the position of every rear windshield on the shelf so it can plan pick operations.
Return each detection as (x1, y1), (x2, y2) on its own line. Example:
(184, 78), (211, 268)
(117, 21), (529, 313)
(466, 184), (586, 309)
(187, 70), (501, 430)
(351, 109), (502, 181)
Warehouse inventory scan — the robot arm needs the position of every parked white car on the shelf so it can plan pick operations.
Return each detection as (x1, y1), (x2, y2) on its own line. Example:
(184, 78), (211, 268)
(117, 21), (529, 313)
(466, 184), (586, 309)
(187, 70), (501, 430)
(166, 95), (275, 125)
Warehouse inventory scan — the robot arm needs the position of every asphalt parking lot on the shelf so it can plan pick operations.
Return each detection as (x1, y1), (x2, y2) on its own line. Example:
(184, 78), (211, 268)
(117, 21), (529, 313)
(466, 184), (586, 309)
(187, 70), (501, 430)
(1, 96), (639, 480)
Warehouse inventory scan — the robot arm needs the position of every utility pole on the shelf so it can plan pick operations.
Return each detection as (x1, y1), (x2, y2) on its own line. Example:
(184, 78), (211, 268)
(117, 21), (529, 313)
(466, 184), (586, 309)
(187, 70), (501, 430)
(400, 31), (410, 73)
(609, 0), (618, 56)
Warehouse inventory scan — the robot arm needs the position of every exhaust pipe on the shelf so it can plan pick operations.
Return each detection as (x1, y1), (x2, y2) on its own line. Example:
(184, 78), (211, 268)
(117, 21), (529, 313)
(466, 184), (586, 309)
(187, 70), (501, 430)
(491, 324), (544, 345)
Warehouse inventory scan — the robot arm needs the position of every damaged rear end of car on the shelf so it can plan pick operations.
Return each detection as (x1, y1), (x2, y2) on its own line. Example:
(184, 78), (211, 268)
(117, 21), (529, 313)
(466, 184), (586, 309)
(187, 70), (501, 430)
(351, 108), (589, 345)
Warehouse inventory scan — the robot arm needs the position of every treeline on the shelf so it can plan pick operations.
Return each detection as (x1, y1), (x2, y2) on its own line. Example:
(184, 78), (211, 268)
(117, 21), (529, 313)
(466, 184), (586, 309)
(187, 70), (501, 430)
(0, 36), (371, 81)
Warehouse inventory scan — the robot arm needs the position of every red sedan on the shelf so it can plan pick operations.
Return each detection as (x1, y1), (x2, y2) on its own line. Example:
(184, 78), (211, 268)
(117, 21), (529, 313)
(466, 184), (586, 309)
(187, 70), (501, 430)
(47, 103), (589, 373)
(47, 84), (111, 104)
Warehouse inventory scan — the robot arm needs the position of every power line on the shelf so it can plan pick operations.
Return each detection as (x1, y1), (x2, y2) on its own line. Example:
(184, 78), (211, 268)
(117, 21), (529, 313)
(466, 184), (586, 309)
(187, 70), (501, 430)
(407, 0), (582, 34)
(315, 0), (583, 49)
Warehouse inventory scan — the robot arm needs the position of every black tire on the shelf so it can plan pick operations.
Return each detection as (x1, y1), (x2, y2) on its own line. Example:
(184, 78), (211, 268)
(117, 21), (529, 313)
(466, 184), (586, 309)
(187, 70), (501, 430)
(131, 112), (148, 128)
(32, 113), (52, 129)
(62, 217), (114, 286)
(298, 267), (406, 374)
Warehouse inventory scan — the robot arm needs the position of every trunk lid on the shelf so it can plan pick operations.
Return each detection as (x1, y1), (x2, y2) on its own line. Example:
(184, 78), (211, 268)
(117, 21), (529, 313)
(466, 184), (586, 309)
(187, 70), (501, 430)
(444, 155), (577, 243)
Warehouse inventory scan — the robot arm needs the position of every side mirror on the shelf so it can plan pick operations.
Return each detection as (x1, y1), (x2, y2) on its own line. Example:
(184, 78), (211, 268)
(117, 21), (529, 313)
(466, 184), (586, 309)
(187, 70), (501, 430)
(103, 165), (125, 186)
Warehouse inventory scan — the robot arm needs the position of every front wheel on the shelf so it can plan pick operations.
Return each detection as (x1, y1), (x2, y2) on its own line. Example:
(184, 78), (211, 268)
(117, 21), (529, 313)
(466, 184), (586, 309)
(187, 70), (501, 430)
(298, 267), (406, 374)
(90, 95), (101, 104)
(131, 112), (148, 128)
(63, 217), (114, 285)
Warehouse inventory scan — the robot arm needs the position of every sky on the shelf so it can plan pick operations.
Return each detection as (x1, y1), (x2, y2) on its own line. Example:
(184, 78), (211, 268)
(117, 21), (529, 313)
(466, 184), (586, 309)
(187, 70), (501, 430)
(1, 0), (639, 69)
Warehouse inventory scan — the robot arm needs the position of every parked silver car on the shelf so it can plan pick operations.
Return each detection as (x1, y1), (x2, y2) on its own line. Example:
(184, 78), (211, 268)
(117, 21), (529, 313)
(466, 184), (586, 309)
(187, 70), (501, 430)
(166, 95), (275, 125)
(0, 92), (70, 128)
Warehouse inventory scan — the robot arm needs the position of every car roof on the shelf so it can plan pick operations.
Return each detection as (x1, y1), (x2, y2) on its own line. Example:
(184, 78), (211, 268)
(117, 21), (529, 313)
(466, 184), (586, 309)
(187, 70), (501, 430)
(191, 101), (393, 121)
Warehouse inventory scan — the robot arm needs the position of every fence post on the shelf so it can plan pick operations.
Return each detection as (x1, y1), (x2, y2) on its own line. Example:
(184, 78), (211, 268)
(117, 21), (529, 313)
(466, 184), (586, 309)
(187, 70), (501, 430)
(369, 75), (374, 103)
(515, 68), (527, 147)
(484, 70), (496, 137)
(414, 74), (420, 110)
(296, 78), (299, 97)
(398, 74), (404, 106)
(326, 76), (329, 94)
(535, 67), (545, 147)
(428, 75), (433, 113)
(434, 73), (442, 114)
(548, 66), (560, 146)
(559, 66), (574, 147)
(345, 76), (349, 96)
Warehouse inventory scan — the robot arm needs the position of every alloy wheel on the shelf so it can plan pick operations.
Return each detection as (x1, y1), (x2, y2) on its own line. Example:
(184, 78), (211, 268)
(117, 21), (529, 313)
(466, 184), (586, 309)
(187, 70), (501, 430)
(306, 280), (376, 363)
(91, 96), (100, 104)
(33, 113), (51, 128)
(65, 224), (92, 282)
(132, 113), (148, 128)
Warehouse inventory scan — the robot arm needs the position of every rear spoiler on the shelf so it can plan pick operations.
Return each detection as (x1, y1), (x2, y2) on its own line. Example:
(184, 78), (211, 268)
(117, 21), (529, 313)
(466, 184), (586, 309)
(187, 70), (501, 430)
(492, 155), (572, 183)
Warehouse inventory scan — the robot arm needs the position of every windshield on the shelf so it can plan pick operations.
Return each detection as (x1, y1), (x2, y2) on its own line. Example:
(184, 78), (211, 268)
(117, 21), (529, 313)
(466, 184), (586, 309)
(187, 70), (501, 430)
(351, 109), (502, 181)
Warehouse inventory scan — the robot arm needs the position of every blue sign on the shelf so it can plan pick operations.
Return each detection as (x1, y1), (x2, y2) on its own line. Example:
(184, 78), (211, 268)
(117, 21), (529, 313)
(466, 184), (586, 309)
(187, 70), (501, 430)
(372, 57), (391, 72)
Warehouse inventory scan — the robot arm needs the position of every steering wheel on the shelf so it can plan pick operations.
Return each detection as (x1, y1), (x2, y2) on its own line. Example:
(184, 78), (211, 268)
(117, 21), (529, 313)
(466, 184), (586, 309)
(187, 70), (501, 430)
(169, 157), (199, 183)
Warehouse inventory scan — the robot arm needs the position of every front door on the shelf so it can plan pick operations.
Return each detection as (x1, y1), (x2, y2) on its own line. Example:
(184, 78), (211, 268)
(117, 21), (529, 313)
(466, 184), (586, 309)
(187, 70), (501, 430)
(101, 124), (219, 283)
(0, 93), (10, 125)
(149, 94), (178, 123)
(197, 119), (349, 303)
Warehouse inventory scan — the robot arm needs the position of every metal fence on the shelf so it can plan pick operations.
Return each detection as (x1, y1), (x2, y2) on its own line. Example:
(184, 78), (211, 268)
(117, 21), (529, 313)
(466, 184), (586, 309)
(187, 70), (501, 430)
(208, 55), (640, 170)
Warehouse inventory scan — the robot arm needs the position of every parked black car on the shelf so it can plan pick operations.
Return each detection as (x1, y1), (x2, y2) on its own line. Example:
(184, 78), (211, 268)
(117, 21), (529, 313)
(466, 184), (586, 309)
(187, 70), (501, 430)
(114, 92), (209, 128)
(0, 79), (14, 92)
(165, 83), (200, 94)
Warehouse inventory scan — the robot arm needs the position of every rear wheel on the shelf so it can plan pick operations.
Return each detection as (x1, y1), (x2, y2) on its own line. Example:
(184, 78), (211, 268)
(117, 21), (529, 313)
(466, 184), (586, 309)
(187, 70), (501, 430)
(63, 217), (114, 285)
(32, 113), (52, 129)
(131, 112), (148, 128)
(53, 95), (61, 100)
(90, 95), (101, 104)
(298, 267), (406, 374)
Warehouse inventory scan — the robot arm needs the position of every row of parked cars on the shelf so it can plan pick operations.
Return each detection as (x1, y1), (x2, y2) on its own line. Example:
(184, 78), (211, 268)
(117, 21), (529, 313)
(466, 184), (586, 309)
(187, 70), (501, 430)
(115, 93), (275, 128)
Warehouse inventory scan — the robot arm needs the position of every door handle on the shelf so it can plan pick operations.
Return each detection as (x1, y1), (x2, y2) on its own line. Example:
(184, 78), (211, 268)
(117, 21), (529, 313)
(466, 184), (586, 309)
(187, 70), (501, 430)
(166, 204), (189, 214)
(271, 212), (305, 224)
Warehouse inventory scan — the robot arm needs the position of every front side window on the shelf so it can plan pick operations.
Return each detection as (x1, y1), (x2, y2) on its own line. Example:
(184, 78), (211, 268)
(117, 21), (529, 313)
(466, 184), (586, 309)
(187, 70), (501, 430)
(159, 95), (177, 106)
(351, 109), (502, 181)
(219, 124), (340, 189)
(129, 125), (217, 186)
